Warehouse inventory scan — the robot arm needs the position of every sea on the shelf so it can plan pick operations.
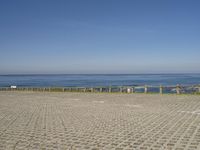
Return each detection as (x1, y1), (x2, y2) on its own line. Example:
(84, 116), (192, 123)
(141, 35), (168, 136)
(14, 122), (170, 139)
(0, 74), (200, 87)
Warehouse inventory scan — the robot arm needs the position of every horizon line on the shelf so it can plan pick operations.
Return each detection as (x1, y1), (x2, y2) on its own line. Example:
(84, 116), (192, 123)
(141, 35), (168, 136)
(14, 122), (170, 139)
(1, 73), (200, 76)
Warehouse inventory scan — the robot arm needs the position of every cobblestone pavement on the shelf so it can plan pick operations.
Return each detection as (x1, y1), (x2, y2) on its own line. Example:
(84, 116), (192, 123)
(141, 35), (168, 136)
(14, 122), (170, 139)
(0, 92), (200, 150)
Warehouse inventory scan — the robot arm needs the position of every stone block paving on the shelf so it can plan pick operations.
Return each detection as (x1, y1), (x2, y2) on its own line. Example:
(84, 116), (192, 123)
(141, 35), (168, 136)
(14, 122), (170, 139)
(0, 92), (200, 150)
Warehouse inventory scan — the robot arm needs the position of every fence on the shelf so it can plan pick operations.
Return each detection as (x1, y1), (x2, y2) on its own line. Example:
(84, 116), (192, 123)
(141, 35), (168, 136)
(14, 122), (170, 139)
(0, 85), (200, 94)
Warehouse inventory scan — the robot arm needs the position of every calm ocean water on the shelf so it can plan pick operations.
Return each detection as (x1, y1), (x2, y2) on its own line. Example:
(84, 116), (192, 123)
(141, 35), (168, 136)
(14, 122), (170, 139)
(0, 74), (200, 87)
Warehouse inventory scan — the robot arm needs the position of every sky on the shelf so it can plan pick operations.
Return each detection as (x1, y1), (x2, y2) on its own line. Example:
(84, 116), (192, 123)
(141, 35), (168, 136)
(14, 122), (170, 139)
(0, 0), (200, 74)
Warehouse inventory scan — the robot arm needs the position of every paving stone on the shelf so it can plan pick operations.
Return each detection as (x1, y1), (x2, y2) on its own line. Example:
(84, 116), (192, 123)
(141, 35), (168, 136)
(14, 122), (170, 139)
(0, 92), (200, 150)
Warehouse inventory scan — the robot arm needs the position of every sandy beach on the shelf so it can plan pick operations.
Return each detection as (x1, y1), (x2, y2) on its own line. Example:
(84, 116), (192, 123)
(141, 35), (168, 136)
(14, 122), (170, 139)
(0, 92), (200, 150)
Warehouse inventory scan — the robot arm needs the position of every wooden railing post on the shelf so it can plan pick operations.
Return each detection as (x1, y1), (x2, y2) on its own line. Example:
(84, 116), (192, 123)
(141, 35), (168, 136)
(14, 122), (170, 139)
(144, 85), (148, 93)
(131, 87), (134, 93)
(120, 87), (122, 93)
(160, 85), (163, 94)
(109, 87), (111, 93)
(176, 84), (180, 94)
(91, 88), (93, 92)
(100, 87), (102, 93)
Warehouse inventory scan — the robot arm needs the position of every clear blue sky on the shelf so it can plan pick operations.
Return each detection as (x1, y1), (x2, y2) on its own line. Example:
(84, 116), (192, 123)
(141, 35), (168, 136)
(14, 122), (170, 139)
(0, 0), (200, 74)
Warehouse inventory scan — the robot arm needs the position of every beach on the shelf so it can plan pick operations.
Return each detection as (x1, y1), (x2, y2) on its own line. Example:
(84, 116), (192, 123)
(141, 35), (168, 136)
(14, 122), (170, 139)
(0, 92), (200, 150)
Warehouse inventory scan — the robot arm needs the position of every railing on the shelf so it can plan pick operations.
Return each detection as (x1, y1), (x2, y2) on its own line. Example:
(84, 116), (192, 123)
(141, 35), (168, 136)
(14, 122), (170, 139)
(0, 85), (200, 94)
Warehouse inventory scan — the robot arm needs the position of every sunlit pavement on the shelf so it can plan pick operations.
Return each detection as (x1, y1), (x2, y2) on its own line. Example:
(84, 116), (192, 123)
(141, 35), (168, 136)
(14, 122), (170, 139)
(0, 92), (200, 150)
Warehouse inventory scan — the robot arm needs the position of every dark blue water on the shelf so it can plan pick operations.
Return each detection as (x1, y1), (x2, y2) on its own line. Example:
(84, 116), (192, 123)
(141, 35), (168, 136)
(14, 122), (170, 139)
(0, 74), (200, 87)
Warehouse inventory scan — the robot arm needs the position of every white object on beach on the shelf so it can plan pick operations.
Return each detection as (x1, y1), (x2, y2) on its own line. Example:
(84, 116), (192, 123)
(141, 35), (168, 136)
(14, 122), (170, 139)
(10, 86), (17, 89)
(127, 88), (132, 93)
